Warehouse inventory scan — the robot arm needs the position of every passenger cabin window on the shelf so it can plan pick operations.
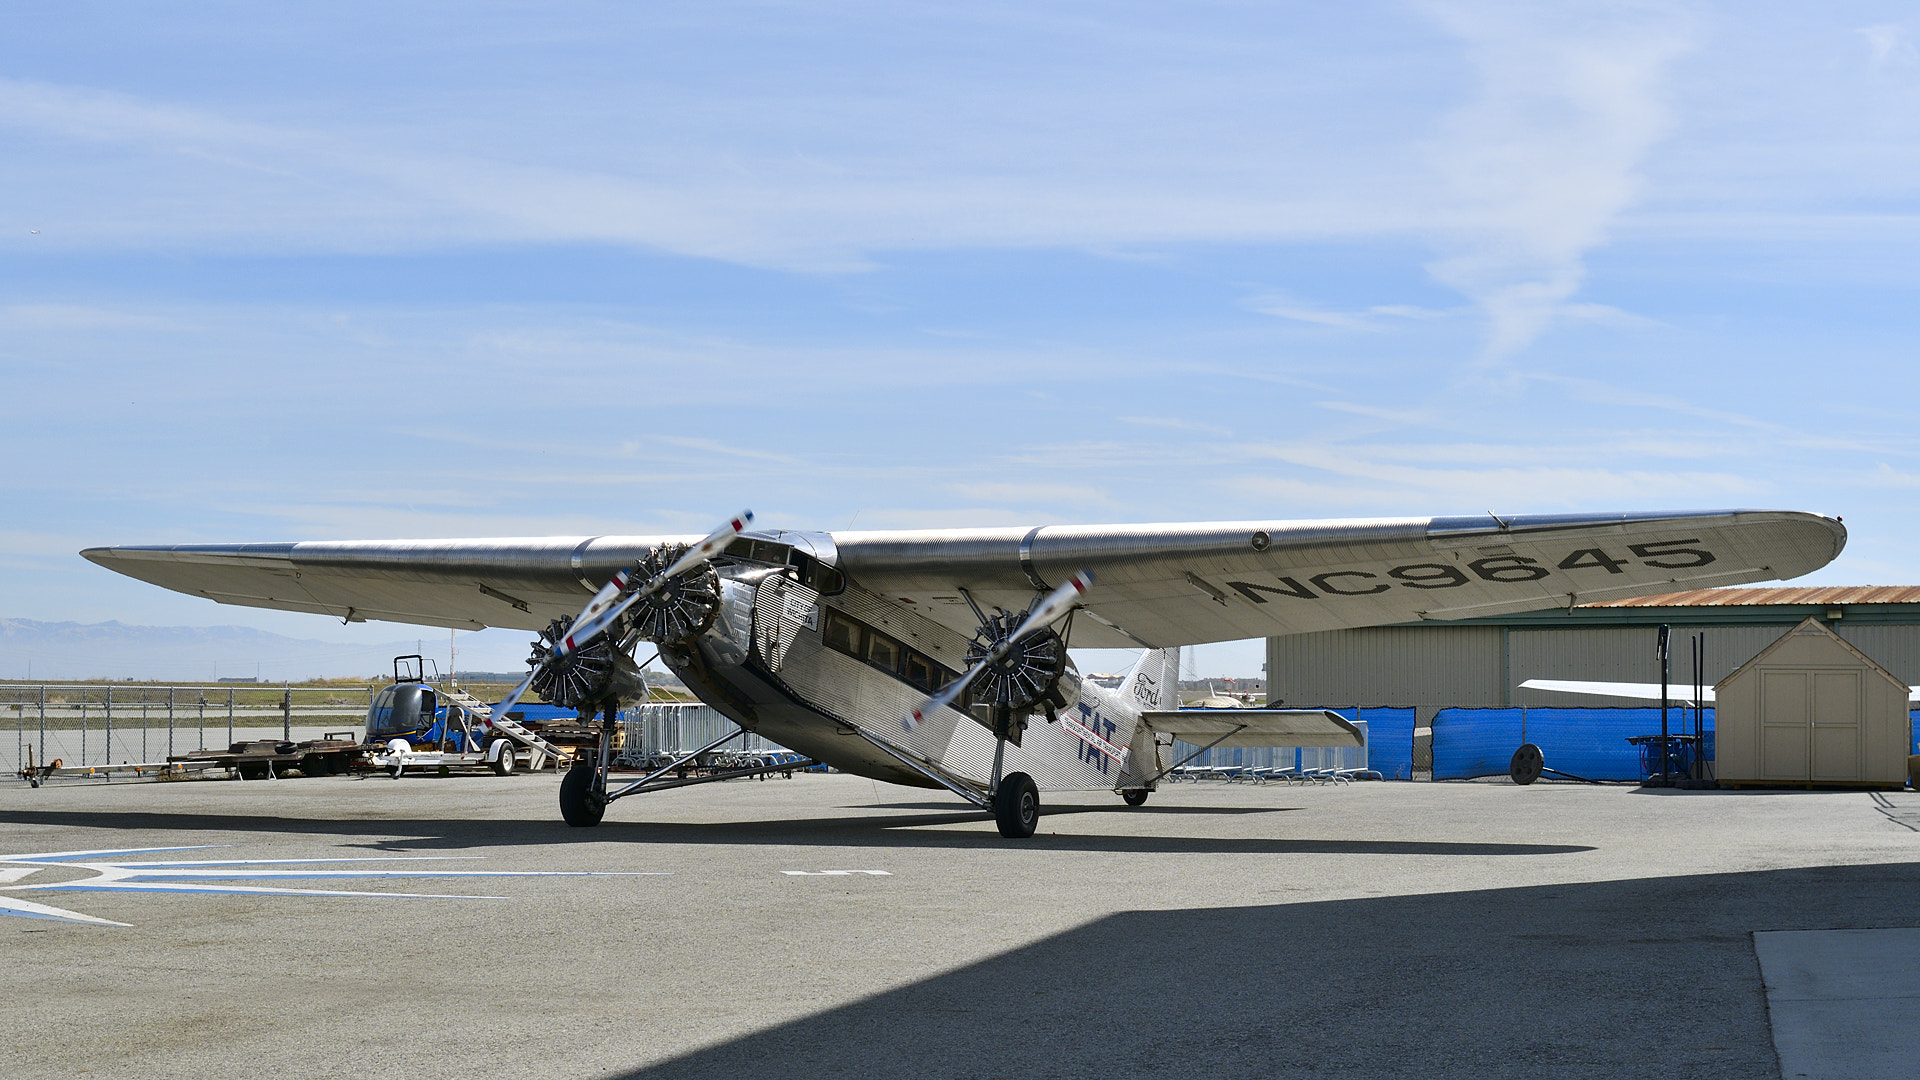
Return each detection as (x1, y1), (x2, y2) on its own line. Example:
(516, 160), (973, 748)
(823, 610), (861, 655)
(821, 608), (958, 695)
(865, 632), (903, 672)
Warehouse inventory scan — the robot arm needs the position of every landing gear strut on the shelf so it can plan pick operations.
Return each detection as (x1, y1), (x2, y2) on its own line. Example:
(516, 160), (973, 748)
(559, 703), (614, 827)
(987, 707), (1040, 838)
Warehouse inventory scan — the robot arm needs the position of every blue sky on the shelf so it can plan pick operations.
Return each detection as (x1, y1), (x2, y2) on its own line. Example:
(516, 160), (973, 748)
(5, 1), (1920, 679)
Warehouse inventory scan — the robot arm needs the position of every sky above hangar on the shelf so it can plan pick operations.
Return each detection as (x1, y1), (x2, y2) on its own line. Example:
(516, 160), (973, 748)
(5, 1), (1920, 679)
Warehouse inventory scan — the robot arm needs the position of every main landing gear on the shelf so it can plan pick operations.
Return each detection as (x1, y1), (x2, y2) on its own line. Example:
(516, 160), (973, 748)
(993, 772), (1039, 838)
(556, 702), (821, 828)
(560, 760), (607, 826)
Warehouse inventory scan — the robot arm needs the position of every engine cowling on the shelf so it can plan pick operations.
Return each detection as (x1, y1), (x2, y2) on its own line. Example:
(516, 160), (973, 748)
(527, 615), (648, 711)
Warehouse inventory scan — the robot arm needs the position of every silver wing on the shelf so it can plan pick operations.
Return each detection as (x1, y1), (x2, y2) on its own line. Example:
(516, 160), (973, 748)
(83, 509), (1845, 647)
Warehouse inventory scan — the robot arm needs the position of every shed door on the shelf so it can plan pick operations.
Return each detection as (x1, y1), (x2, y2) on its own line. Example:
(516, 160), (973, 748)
(1759, 671), (1810, 780)
(1809, 671), (1862, 781)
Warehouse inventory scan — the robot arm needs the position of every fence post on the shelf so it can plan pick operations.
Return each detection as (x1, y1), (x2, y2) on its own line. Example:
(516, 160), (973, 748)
(80, 701), (87, 766)
(197, 693), (205, 751)
(282, 684), (291, 741)
(141, 696), (148, 764)
(168, 687), (175, 759)
(105, 686), (113, 765)
(228, 688), (235, 746)
(38, 685), (45, 768)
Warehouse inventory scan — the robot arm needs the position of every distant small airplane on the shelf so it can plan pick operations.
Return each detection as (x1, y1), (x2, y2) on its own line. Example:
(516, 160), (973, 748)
(1520, 677), (1920, 705)
(86, 508), (1844, 837)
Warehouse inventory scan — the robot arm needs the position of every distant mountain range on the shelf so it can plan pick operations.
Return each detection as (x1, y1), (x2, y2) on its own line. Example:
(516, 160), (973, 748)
(0, 618), (442, 682)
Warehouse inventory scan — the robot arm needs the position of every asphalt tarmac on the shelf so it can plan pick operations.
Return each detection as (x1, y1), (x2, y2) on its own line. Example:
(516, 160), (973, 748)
(3, 771), (1917, 1079)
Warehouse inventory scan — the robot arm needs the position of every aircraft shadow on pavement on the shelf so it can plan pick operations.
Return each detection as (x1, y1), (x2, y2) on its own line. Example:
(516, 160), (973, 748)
(0, 807), (1592, 857)
(610, 860), (1920, 1080)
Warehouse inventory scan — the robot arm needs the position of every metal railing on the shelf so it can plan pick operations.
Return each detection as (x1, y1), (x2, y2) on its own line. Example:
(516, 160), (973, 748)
(614, 702), (793, 768)
(4, 683), (376, 776)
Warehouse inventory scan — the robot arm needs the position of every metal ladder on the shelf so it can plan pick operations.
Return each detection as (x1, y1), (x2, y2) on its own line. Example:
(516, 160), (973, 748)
(442, 687), (573, 769)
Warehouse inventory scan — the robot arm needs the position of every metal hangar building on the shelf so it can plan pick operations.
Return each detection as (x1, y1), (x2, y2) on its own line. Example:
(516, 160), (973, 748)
(1263, 588), (1920, 709)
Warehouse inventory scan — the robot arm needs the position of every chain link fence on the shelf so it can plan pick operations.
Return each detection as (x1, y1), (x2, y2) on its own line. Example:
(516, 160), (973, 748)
(5, 684), (375, 776)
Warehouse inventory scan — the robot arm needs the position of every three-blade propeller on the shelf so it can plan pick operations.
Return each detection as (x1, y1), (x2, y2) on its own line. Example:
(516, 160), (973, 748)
(905, 568), (1094, 731)
(490, 511), (754, 721)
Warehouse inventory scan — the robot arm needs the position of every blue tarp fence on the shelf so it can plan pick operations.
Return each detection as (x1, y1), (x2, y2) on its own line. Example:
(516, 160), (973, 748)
(1433, 707), (1714, 782)
(1432, 707), (1920, 782)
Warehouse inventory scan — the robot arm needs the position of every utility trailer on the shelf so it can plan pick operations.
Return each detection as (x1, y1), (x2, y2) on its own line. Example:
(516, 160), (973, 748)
(16, 746), (222, 787)
(169, 736), (363, 780)
(365, 656), (574, 778)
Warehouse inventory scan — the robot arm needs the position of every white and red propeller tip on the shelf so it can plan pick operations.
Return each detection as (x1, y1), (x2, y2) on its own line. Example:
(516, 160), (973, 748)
(556, 510), (756, 657)
(904, 568), (1095, 731)
(657, 511), (754, 584)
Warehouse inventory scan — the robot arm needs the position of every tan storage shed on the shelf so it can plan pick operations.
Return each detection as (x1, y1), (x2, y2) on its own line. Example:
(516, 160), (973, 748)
(1713, 617), (1911, 789)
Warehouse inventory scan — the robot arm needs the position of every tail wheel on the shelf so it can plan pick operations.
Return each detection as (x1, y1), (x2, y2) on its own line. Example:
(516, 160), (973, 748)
(559, 763), (606, 827)
(1122, 789), (1149, 807)
(993, 772), (1039, 838)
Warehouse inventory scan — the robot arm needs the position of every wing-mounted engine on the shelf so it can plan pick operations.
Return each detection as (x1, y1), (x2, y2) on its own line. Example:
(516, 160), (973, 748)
(910, 576), (1090, 747)
(527, 615), (648, 711)
(962, 613), (1082, 742)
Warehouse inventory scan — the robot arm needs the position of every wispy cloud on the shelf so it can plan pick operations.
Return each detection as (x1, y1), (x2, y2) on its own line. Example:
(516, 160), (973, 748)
(1859, 24), (1919, 72)
(1418, 1), (1691, 362)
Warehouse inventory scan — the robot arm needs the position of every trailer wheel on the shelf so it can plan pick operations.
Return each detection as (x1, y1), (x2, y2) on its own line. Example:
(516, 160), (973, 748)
(1122, 789), (1149, 807)
(491, 740), (517, 776)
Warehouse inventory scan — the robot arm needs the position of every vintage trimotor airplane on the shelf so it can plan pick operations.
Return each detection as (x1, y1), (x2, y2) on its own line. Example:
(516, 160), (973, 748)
(83, 508), (1845, 837)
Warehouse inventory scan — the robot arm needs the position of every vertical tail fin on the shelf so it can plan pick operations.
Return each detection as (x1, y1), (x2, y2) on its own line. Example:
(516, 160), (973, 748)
(1120, 647), (1180, 713)
(1114, 647), (1180, 789)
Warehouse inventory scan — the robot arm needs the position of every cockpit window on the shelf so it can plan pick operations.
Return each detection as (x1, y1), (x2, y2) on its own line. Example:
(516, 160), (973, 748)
(366, 684), (437, 737)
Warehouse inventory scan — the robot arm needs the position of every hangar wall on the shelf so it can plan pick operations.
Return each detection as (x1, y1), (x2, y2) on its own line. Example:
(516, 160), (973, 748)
(1265, 626), (1502, 708)
(1266, 592), (1920, 708)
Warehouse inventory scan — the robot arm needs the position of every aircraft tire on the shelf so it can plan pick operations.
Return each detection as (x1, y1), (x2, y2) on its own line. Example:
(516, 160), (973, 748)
(1122, 789), (1149, 807)
(491, 740), (517, 776)
(993, 772), (1039, 838)
(1510, 743), (1544, 786)
(560, 763), (606, 827)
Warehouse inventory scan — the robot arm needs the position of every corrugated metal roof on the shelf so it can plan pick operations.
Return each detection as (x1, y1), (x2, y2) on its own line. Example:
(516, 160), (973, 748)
(1584, 587), (1920, 608)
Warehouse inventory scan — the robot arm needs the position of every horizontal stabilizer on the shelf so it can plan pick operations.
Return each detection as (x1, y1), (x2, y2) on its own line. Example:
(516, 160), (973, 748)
(1137, 708), (1363, 748)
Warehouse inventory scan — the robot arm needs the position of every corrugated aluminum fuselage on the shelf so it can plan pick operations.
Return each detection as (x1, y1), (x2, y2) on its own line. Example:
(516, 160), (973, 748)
(658, 565), (1150, 793)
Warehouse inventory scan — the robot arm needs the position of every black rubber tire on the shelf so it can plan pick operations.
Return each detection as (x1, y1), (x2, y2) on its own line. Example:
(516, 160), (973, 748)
(491, 740), (517, 776)
(1510, 743), (1545, 786)
(993, 772), (1040, 838)
(1122, 789), (1150, 807)
(560, 763), (606, 827)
